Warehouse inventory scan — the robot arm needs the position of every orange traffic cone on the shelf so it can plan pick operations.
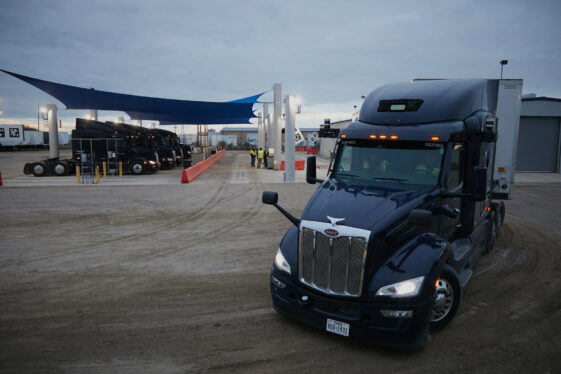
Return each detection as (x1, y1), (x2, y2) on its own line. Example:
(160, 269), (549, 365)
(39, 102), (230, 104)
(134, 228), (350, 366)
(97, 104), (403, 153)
(181, 169), (189, 184)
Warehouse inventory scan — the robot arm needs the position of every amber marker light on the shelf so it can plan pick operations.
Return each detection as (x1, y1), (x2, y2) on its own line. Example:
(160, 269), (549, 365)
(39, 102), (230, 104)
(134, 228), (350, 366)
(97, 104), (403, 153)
(369, 134), (377, 139)
(341, 134), (347, 138)
(379, 135), (387, 139)
(430, 136), (440, 141)
(435, 278), (440, 288)
(390, 135), (398, 140)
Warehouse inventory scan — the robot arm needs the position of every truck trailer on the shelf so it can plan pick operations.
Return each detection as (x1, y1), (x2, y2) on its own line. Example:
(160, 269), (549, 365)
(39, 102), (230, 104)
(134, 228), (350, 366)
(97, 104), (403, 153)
(24, 118), (159, 176)
(0, 124), (70, 150)
(263, 79), (522, 349)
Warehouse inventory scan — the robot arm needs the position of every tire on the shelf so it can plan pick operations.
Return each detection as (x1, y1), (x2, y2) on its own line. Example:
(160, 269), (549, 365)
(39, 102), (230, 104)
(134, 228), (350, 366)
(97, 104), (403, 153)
(53, 161), (69, 176)
(32, 162), (46, 177)
(131, 161), (144, 175)
(430, 265), (462, 331)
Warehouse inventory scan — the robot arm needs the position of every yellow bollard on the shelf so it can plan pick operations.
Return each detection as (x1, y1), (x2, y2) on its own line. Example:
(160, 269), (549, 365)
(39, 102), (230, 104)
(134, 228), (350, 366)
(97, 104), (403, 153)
(76, 166), (80, 184)
(95, 166), (100, 184)
(102, 161), (107, 177)
(119, 161), (123, 177)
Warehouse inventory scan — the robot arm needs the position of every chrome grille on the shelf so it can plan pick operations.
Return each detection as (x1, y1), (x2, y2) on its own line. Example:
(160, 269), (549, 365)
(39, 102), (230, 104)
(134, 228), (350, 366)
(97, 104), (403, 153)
(299, 221), (370, 297)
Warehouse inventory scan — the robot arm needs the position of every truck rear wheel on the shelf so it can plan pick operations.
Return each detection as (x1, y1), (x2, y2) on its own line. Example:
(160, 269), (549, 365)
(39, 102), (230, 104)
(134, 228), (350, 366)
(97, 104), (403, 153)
(32, 162), (46, 177)
(430, 265), (462, 331)
(131, 161), (144, 175)
(53, 161), (69, 176)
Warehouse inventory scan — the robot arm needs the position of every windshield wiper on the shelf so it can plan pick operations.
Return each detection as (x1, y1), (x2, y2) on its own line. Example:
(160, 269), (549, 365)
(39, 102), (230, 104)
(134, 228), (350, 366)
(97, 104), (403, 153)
(370, 177), (408, 183)
(335, 173), (360, 179)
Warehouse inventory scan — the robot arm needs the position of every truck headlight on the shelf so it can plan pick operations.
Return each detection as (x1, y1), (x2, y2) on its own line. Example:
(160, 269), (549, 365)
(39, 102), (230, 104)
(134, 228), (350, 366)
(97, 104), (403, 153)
(274, 248), (291, 275)
(167, 157), (173, 162)
(376, 276), (424, 298)
(149, 160), (156, 165)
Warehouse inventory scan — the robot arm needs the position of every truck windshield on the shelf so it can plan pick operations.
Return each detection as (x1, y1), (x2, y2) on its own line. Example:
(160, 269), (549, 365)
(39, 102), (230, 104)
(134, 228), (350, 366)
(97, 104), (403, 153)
(332, 140), (444, 186)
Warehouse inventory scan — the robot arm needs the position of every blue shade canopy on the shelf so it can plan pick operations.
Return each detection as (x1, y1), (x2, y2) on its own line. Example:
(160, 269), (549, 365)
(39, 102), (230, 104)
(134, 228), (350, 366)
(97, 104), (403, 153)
(1, 69), (263, 124)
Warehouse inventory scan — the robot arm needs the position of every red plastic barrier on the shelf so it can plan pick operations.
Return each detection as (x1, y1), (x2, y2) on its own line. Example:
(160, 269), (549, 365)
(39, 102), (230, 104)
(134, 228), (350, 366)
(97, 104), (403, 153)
(307, 149), (319, 155)
(181, 150), (226, 184)
(295, 147), (307, 152)
(280, 160), (305, 171)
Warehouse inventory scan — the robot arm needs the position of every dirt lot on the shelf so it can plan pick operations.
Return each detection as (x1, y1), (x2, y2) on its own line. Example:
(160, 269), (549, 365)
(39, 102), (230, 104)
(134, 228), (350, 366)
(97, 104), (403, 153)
(1, 151), (560, 373)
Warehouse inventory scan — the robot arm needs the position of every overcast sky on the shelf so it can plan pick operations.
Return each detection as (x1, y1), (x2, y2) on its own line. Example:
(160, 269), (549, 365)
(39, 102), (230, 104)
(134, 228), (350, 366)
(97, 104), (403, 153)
(0, 0), (560, 132)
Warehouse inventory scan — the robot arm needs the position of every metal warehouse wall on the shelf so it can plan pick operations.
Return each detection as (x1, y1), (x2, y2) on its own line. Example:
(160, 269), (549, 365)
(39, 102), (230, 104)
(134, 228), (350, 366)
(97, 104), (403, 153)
(517, 98), (561, 173)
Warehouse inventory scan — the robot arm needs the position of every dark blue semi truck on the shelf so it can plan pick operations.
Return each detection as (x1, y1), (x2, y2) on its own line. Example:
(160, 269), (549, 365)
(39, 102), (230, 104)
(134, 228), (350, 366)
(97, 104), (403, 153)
(263, 79), (523, 348)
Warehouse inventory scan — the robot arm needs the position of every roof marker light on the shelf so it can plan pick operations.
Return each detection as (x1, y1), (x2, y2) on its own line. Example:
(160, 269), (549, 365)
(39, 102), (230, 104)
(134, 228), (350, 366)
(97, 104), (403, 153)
(431, 136), (440, 141)
(379, 135), (387, 139)
(390, 135), (398, 140)
(369, 135), (377, 139)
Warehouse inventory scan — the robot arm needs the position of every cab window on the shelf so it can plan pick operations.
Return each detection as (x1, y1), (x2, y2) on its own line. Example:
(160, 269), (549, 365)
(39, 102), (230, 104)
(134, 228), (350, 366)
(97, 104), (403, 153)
(447, 144), (463, 189)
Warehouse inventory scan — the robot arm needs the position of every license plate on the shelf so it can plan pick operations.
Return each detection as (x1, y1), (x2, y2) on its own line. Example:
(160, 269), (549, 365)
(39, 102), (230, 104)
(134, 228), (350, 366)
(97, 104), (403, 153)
(326, 318), (349, 337)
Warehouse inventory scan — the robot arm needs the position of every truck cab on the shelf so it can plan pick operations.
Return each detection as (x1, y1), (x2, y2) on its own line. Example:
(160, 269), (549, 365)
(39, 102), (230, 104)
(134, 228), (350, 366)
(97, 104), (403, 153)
(264, 79), (522, 348)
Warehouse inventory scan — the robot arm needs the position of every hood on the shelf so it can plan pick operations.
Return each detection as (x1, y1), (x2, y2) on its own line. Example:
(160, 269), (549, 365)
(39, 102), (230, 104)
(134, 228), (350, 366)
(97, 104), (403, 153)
(301, 178), (433, 232)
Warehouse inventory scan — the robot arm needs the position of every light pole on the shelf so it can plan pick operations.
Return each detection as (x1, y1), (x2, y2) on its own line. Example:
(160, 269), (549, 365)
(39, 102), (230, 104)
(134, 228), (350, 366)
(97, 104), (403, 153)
(500, 59), (508, 79)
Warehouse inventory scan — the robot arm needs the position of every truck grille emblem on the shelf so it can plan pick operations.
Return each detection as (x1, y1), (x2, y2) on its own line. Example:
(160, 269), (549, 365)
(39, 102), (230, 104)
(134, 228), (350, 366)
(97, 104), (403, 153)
(324, 228), (339, 237)
(327, 216), (345, 227)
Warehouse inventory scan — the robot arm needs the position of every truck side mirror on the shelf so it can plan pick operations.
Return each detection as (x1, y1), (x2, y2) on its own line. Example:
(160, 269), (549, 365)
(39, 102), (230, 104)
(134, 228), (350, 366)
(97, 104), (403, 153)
(409, 209), (432, 226)
(306, 156), (324, 184)
(470, 166), (488, 201)
(262, 191), (278, 205)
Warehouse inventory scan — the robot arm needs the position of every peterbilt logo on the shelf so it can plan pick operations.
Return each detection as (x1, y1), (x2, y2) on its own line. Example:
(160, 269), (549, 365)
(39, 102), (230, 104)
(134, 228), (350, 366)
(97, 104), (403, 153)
(324, 228), (339, 237)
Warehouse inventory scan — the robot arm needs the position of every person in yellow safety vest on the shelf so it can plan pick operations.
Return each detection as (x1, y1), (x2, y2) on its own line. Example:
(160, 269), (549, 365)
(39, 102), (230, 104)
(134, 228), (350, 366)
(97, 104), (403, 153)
(249, 146), (256, 167)
(263, 148), (269, 168)
(415, 154), (440, 183)
(257, 148), (264, 168)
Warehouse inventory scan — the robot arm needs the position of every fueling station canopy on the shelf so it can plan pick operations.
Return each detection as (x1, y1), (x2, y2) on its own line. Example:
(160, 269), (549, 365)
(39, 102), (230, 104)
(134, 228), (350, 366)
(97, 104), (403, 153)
(0, 69), (262, 124)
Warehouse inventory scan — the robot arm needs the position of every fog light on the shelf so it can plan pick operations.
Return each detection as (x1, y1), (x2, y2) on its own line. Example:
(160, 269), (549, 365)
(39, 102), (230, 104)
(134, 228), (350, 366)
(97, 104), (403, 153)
(271, 275), (286, 289)
(380, 309), (413, 318)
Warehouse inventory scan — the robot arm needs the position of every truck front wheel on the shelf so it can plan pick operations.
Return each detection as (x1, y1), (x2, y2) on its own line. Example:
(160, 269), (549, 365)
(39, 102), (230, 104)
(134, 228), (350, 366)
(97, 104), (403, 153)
(32, 162), (46, 177)
(430, 265), (462, 331)
(131, 161), (144, 175)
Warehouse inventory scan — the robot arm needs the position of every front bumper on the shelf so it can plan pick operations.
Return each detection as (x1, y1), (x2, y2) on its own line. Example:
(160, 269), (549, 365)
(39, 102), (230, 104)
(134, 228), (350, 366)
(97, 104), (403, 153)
(270, 269), (433, 349)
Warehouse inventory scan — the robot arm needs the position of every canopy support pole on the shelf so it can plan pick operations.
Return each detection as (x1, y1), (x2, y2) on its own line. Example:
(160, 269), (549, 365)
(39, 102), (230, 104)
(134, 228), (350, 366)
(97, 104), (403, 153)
(273, 83), (282, 170)
(284, 95), (296, 182)
(47, 104), (59, 159)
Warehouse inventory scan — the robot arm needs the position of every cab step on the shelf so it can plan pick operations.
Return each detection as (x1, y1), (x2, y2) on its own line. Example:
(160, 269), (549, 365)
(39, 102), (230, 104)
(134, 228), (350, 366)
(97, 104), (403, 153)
(452, 239), (471, 263)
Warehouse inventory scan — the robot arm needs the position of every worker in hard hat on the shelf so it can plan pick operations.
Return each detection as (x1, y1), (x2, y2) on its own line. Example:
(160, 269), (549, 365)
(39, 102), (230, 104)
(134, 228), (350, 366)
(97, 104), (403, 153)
(257, 147), (264, 168)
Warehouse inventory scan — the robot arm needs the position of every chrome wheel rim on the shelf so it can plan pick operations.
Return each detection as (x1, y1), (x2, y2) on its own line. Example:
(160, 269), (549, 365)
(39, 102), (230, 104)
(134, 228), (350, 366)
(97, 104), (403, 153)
(33, 164), (45, 175)
(431, 278), (454, 322)
(132, 164), (142, 174)
(54, 164), (65, 175)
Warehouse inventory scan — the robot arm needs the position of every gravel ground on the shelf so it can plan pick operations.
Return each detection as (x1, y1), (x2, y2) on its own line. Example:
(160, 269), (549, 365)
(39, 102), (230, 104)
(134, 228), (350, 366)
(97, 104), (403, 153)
(0, 151), (560, 373)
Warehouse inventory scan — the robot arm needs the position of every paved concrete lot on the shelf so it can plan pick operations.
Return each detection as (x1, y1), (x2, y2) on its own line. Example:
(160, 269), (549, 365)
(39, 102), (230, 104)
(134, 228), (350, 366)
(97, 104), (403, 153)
(1, 151), (560, 373)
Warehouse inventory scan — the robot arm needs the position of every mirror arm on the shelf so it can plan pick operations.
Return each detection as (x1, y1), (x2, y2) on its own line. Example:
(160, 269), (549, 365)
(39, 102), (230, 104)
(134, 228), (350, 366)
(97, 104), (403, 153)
(273, 203), (301, 227)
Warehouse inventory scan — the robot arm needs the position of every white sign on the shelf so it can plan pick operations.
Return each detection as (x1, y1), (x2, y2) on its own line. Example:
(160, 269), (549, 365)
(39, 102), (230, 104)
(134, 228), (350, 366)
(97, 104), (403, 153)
(295, 128), (305, 145)
(308, 132), (319, 145)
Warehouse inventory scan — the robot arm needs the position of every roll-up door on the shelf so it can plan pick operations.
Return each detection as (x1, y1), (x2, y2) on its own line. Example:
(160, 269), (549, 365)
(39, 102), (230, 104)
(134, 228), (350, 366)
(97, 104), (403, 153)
(516, 117), (560, 172)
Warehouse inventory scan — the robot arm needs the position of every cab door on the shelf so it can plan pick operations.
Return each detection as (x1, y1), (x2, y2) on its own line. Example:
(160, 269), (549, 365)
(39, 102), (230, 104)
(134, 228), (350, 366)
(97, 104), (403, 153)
(440, 143), (464, 240)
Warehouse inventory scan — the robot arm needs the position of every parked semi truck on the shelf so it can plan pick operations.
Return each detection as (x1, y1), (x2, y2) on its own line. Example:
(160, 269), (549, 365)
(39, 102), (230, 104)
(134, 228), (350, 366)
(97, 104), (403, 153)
(263, 79), (522, 348)
(24, 118), (159, 176)
(151, 128), (192, 167)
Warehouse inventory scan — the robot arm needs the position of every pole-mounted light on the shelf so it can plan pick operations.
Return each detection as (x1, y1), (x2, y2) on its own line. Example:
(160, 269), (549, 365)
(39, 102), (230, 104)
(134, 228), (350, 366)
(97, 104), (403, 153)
(500, 59), (508, 79)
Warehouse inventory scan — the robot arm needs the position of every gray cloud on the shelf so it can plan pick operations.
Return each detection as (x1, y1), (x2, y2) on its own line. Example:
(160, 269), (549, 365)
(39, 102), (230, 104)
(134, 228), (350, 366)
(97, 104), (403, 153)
(1, 0), (560, 128)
